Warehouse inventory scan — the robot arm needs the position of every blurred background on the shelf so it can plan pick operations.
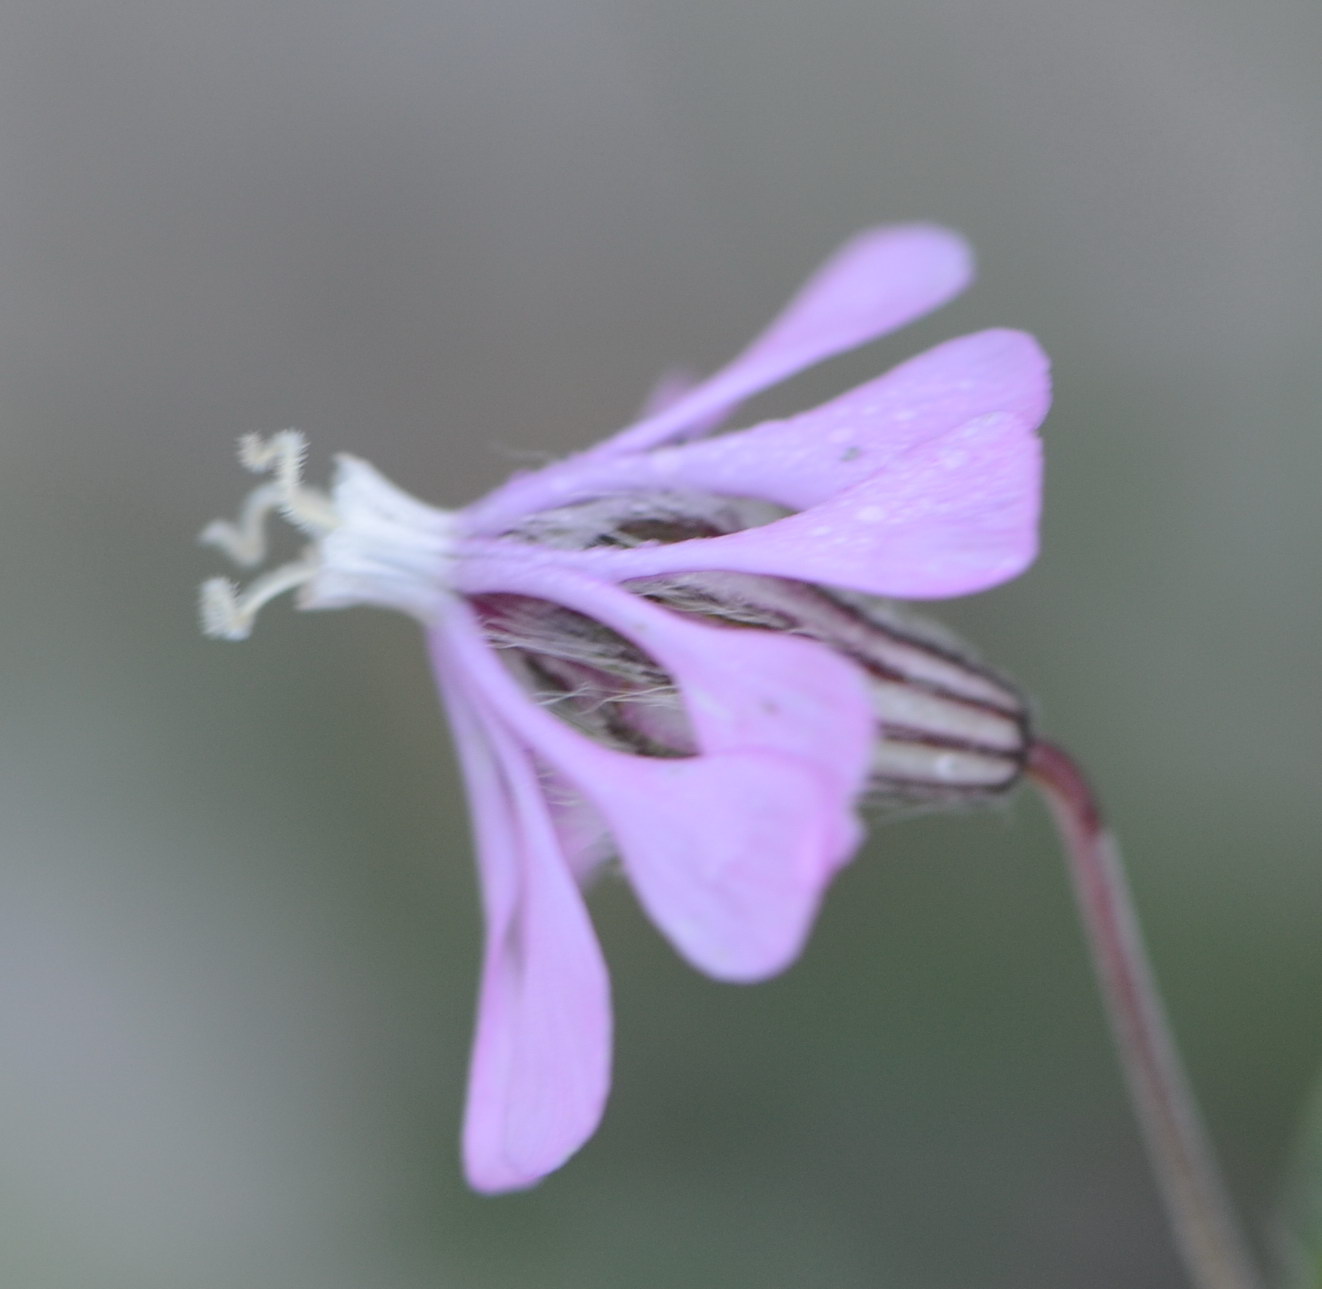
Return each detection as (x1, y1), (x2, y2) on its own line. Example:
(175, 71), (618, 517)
(0, 1), (1319, 1285)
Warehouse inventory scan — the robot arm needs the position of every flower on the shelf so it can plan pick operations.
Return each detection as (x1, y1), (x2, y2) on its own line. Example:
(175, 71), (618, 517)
(199, 225), (1050, 1192)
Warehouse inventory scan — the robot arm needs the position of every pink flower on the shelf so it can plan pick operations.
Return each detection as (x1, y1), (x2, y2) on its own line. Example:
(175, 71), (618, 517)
(200, 225), (1050, 1192)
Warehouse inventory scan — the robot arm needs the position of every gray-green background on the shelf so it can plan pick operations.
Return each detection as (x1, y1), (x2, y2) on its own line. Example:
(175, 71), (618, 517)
(1, 1), (1318, 1285)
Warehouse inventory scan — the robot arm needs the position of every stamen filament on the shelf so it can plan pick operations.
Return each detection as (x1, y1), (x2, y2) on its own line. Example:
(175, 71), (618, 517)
(199, 482), (288, 568)
(237, 430), (338, 538)
(199, 557), (319, 641)
(1028, 740), (1263, 1289)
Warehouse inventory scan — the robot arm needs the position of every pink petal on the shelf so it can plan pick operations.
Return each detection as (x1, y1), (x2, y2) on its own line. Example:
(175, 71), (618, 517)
(542, 412), (1043, 599)
(461, 328), (1045, 535)
(456, 556), (875, 808)
(540, 767), (614, 884)
(434, 657), (612, 1193)
(462, 227), (972, 535)
(596, 225), (973, 457)
(441, 603), (859, 981)
(574, 750), (847, 981)
(625, 328), (1049, 510)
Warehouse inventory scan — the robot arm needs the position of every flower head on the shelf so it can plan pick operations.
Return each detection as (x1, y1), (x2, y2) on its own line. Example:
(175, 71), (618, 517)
(200, 225), (1049, 1192)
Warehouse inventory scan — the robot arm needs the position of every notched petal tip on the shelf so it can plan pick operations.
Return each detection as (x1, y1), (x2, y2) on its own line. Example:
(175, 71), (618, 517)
(442, 676), (613, 1196)
(567, 223), (980, 464)
(820, 221), (974, 298)
(585, 751), (855, 982)
(550, 410), (1043, 601)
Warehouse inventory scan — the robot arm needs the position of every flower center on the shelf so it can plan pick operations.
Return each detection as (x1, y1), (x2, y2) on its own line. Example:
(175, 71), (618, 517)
(199, 431), (458, 639)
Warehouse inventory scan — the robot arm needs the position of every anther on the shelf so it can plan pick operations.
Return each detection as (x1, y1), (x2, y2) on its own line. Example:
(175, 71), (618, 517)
(199, 431), (344, 634)
(238, 428), (305, 478)
(216, 430), (339, 549)
(199, 482), (287, 568)
(199, 437), (460, 638)
(198, 556), (320, 641)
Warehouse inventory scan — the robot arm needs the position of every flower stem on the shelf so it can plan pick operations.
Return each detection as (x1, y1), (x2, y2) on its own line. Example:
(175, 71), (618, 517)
(1026, 740), (1263, 1289)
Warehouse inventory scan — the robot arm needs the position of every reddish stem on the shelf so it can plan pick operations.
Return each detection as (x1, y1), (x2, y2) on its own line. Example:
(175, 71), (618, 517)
(1027, 740), (1262, 1289)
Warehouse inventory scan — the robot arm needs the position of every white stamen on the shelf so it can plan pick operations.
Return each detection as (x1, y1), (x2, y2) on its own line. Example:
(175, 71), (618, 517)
(198, 557), (319, 640)
(199, 482), (286, 567)
(239, 429), (339, 535)
(198, 435), (457, 638)
(238, 428), (308, 500)
(201, 430), (339, 570)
